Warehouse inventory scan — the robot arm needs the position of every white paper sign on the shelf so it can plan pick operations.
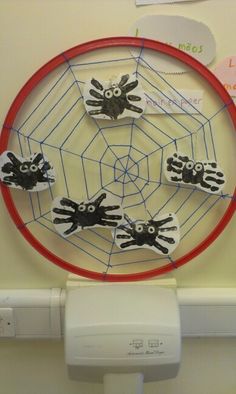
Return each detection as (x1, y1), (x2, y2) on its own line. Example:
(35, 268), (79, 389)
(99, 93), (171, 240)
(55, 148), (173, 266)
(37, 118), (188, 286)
(144, 89), (203, 114)
(129, 15), (216, 73)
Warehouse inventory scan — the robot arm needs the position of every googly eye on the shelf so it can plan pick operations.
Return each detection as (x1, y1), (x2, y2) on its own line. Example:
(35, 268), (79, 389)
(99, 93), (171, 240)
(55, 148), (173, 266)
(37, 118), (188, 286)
(20, 164), (29, 173)
(135, 224), (143, 233)
(113, 87), (121, 97)
(185, 161), (194, 170)
(30, 164), (38, 172)
(148, 226), (155, 234)
(78, 204), (86, 212)
(104, 89), (113, 99)
(195, 163), (203, 172)
(87, 205), (95, 213)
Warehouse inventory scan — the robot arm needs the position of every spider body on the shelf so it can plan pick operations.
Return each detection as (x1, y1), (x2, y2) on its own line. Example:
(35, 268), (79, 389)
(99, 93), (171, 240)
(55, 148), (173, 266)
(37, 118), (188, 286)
(115, 213), (180, 255)
(165, 153), (226, 194)
(85, 74), (145, 120)
(0, 151), (55, 191)
(52, 192), (123, 237)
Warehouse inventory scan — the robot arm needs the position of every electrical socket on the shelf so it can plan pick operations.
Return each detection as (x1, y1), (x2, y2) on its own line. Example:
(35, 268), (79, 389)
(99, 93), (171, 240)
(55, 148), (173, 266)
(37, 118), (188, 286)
(0, 308), (15, 337)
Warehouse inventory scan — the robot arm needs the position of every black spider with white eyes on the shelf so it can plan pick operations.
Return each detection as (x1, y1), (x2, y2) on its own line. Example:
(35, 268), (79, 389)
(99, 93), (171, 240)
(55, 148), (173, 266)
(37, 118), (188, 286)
(114, 213), (180, 255)
(165, 153), (226, 194)
(52, 192), (123, 237)
(85, 74), (144, 120)
(0, 151), (55, 191)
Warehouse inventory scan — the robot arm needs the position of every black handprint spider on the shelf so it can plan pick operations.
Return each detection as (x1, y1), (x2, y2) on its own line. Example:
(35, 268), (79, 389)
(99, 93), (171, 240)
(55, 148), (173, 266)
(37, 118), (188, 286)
(0, 151), (55, 191)
(52, 192), (123, 237)
(114, 213), (180, 255)
(165, 153), (226, 194)
(84, 74), (145, 120)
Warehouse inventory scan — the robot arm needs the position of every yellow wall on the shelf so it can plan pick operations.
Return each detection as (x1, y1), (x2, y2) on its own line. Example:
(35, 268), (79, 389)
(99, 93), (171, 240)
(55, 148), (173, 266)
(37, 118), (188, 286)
(0, 0), (236, 393)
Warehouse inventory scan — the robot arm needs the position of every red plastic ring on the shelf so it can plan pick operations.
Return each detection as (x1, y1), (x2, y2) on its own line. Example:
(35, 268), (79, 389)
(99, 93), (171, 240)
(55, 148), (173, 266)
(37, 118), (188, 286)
(1, 37), (236, 281)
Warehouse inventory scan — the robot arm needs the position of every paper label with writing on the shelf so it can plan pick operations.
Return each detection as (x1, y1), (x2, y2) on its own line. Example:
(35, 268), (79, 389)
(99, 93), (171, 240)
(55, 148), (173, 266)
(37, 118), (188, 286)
(129, 15), (216, 73)
(214, 56), (236, 97)
(144, 89), (203, 114)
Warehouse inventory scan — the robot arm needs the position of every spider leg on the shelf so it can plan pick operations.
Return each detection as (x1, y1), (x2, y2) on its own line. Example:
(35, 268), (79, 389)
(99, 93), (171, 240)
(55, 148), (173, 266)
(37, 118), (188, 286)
(116, 234), (131, 239)
(127, 94), (141, 101)
(151, 216), (174, 227)
(167, 159), (183, 170)
(94, 193), (107, 206)
(167, 160), (183, 174)
(157, 235), (175, 244)
(32, 153), (44, 165)
(200, 180), (219, 192)
(117, 226), (132, 235)
(122, 80), (138, 93)
(53, 207), (73, 216)
(205, 169), (221, 175)
(124, 214), (133, 226)
(177, 154), (190, 163)
(118, 74), (130, 87)
(167, 155), (187, 172)
(2, 175), (20, 183)
(91, 78), (103, 91)
(41, 161), (52, 172)
(45, 176), (55, 183)
(7, 152), (22, 166)
(60, 197), (78, 210)
(86, 99), (103, 107)
(125, 102), (143, 114)
(89, 89), (104, 99)
(159, 226), (178, 232)
(64, 223), (79, 236)
(167, 166), (183, 175)
(103, 205), (121, 212)
(35, 174), (55, 184)
(88, 110), (103, 116)
(1, 162), (15, 174)
(170, 176), (183, 182)
(53, 217), (72, 224)
(99, 219), (119, 227)
(169, 153), (190, 164)
(204, 175), (225, 185)
(120, 240), (137, 249)
(206, 162), (217, 169)
(201, 162), (225, 192)
(103, 213), (122, 220)
(153, 240), (169, 255)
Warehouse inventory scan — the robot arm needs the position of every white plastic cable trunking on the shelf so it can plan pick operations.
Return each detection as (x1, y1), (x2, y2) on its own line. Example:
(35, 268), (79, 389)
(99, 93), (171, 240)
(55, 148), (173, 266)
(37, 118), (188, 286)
(0, 288), (236, 339)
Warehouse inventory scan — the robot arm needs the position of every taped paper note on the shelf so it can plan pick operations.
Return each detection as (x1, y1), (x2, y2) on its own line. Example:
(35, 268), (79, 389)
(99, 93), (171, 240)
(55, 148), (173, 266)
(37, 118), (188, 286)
(214, 56), (236, 97)
(129, 15), (216, 73)
(144, 89), (203, 114)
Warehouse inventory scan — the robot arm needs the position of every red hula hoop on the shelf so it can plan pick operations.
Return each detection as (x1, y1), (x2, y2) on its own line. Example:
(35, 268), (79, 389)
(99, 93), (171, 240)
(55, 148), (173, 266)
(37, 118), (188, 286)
(1, 37), (236, 282)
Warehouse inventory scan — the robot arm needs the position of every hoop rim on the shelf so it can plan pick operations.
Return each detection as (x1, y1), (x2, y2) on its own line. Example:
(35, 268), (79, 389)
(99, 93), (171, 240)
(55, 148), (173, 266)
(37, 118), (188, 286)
(1, 36), (236, 281)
